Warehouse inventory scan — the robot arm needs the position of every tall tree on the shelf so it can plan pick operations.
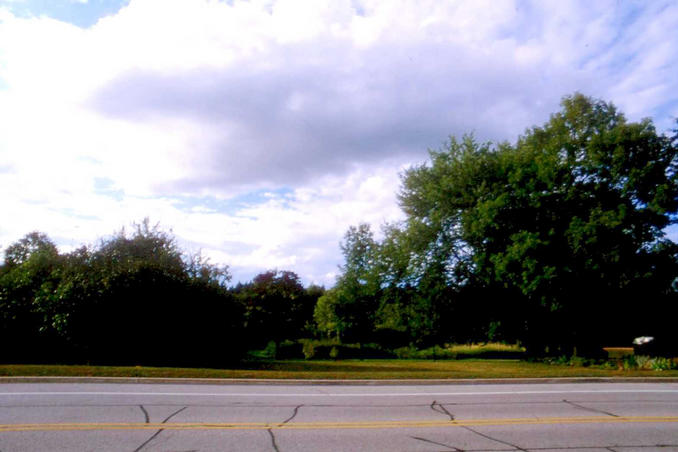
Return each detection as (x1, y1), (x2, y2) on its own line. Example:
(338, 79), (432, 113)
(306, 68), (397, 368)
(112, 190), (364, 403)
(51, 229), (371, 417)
(0, 232), (61, 361)
(315, 224), (381, 342)
(397, 94), (678, 354)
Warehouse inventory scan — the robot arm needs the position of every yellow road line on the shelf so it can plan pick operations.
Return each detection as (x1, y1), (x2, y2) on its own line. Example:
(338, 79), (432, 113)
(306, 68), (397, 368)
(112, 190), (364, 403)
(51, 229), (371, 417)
(2, 416), (678, 432)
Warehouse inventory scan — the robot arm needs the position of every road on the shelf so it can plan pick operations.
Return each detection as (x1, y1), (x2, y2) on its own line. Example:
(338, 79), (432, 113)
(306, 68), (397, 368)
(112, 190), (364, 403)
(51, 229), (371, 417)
(1, 382), (678, 451)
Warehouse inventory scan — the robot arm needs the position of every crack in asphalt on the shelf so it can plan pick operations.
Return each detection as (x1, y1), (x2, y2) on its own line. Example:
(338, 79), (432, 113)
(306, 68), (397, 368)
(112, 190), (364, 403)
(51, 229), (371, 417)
(281, 404), (303, 425)
(267, 428), (280, 452)
(429, 399), (527, 452)
(563, 399), (619, 417)
(139, 405), (150, 424)
(267, 404), (303, 452)
(430, 399), (455, 420)
(411, 435), (464, 451)
(133, 406), (187, 452)
(460, 425), (528, 451)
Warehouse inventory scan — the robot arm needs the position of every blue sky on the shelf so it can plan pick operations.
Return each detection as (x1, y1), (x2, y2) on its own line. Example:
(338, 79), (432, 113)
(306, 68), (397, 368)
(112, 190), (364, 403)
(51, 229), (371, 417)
(0, 0), (129, 28)
(0, 0), (677, 285)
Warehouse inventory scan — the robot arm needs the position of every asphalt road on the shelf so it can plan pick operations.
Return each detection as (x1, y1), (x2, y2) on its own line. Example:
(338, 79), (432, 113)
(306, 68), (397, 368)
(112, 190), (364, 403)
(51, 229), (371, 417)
(1, 382), (677, 451)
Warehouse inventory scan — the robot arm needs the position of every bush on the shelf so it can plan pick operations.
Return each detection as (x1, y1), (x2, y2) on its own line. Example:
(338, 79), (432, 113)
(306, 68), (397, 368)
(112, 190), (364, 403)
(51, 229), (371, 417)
(297, 340), (394, 359)
(650, 357), (675, 371)
(394, 345), (456, 360)
(372, 328), (410, 349)
(393, 343), (526, 360)
(302, 341), (316, 360)
(542, 355), (599, 367)
(623, 355), (677, 371)
(277, 340), (304, 359)
(449, 343), (526, 359)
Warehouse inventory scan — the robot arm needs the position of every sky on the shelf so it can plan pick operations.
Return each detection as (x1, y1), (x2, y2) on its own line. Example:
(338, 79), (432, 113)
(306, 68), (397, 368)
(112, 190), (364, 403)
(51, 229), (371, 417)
(0, 0), (677, 286)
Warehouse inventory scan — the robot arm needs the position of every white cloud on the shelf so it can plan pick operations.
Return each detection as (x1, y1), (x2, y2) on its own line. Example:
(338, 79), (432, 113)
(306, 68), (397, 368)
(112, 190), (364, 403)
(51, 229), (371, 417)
(1, 0), (677, 284)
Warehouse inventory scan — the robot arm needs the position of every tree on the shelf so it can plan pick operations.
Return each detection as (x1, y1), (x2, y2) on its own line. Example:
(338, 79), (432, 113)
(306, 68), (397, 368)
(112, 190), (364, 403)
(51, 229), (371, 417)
(0, 232), (61, 361)
(18, 220), (244, 365)
(3, 232), (58, 268)
(397, 94), (678, 354)
(236, 270), (309, 346)
(314, 224), (381, 342)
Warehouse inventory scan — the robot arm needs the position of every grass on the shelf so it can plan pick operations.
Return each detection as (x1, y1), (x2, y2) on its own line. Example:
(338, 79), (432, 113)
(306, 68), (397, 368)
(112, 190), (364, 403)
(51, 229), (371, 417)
(2, 359), (678, 380)
(446, 343), (526, 354)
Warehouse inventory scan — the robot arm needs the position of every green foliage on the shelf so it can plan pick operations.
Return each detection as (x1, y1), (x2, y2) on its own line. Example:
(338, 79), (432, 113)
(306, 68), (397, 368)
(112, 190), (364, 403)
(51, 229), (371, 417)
(394, 345), (455, 359)
(542, 355), (599, 367)
(275, 340), (304, 359)
(263, 341), (278, 359)
(235, 270), (319, 346)
(296, 339), (393, 360)
(0, 232), (62, 360)
(302, 340), (316, 359)
(1, 220), (246, 365)
(314, 224), (381, 342)
(324, 93), (678, 355)
(314, 289), (341, 338)
(650, 357), (676, 371)
(393, 343), (525, 360)
(622, 355), (677, 371)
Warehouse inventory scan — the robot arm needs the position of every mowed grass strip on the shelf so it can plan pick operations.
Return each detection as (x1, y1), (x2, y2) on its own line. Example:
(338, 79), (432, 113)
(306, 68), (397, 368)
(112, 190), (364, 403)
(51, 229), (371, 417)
(2, 360), (678, 379)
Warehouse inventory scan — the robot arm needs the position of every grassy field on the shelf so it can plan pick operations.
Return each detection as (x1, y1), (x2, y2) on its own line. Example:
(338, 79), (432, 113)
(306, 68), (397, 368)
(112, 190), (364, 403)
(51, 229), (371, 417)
(2, 359), (678, 380)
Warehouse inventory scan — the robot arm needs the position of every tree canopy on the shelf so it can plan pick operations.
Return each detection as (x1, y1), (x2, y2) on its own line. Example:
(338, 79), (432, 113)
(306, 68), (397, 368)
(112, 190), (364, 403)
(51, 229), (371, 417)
(325, 94), (678, 354)
(1, 221), (246, 365)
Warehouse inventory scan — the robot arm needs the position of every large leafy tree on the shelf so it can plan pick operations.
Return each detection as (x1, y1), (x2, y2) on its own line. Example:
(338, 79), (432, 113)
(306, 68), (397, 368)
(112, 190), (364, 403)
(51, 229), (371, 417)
(2, 221), (245, 365)
(394, 94), (678, 354)
(236, 270), (313, 346)
(0, 232), (62, 361)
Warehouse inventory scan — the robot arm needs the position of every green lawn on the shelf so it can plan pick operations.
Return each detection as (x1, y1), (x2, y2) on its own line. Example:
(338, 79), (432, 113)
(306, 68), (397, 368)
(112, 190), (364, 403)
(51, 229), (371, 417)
(2, 360), (678, 380)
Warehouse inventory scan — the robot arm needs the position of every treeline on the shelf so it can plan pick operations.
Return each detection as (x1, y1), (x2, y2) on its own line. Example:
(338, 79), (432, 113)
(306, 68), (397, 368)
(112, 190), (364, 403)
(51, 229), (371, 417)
(315, 94), (678, 357)
(0, 221), (323, 365)
(2, 93), (678, 365)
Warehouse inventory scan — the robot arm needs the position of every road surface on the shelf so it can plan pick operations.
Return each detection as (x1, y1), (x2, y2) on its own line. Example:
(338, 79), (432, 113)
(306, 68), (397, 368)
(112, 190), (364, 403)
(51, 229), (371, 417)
(1, 381), (677, 451)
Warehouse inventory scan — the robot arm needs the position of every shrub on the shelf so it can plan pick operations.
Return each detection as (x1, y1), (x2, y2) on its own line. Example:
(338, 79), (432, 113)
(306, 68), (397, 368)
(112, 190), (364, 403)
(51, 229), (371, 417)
(277, 340), (304, 359)
(650, 357), (675, 371)
(394, 346), (416, 359)
(568, 356), (587, 367)
(263, 341), (277, 359)
(622, 355), (677, 371)
(372, 328), (410, 349)
(393, 345), (456, 360)
(302, 341), (315, 360)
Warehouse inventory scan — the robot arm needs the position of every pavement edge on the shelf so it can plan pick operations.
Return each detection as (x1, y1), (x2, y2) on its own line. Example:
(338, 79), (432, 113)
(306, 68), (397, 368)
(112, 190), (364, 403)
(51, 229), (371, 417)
(2, 376), (678, 385)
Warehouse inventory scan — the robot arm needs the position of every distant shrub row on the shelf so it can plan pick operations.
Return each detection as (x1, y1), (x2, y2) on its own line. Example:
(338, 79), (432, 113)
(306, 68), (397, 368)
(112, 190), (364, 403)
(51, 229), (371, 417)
(255, 340), (527, 361)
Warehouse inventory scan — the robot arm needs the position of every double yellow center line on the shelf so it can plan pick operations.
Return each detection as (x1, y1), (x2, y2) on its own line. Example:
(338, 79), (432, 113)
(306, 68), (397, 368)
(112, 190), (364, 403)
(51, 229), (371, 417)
(2, 416), (678, 432)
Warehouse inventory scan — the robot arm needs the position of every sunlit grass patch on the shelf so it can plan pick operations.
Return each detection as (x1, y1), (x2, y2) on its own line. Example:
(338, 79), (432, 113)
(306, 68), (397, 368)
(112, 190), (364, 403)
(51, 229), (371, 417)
(3, 359), (678, 380)
(446, 343), (526, 354)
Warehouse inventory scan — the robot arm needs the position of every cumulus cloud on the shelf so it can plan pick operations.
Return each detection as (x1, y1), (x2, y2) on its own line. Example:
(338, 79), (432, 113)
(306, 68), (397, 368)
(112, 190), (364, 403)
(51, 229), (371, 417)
(81, 0), (678, 193)
(1, 0), (677, 284)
